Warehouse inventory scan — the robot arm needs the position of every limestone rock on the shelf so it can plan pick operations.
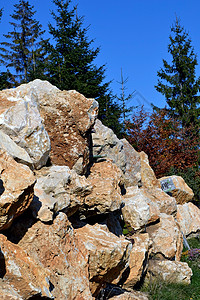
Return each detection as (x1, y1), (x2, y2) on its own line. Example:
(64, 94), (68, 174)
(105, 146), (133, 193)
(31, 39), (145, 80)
(76, 223), (132, 297)
(83, 160), (124, 217)
(142, 187), (177, 216)
(0, 83), (51, 169)
(146, 213), (183, 260)
(92, 119), (126, 172)
(0, 149), (35, 230)
(159, 175), (194, 204)
(122, 233), (152, 289)
(121, 139), (141, 187)
(0, 234), (53, 299)
(122, 187), (151, 231)
(0, 130), (33, 167)
(139, 151), (160, 189)
(176, 202), (200, 236)
(28, 79), (99, 174)
(147, 260), (193, 285)
(33, 165), (92, 219)
(18, 212), (93, 300)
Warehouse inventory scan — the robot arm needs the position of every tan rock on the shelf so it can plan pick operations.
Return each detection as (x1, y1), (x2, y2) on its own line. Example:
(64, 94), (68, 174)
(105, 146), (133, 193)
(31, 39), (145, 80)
(83, 161), (124, 217)
(122, 187), (151, 231)
(176, 202), (200, 236)
(18, 212), (93, 300)
(146, 260), (192, 285)
(159, 175), (194, 204)
(27, 79), (99, 174)
(121, 139), (141, 187)
(140, 151), (160, 189)
(122, 233), (151, 289)
(142, 187), (177, 216)
(76, 223), (132, 297)
(146, 213), (183, 260)
(34, 165), (92, 219)
(92, 119), (126, 172)
(0, 149), (35, 230)
(0, 282), (22, 300)
(0, 234), (53, 299)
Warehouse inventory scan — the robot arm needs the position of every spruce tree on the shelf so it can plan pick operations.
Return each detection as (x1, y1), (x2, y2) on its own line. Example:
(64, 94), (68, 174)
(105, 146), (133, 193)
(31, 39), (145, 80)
(0, 0), (46, 84)
(155, 18), (200, 128)
(46, 0), (122, 136)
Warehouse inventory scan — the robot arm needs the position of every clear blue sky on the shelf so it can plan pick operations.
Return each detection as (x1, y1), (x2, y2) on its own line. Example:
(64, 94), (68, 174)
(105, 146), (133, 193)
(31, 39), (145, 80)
(1, 0), (200, 111)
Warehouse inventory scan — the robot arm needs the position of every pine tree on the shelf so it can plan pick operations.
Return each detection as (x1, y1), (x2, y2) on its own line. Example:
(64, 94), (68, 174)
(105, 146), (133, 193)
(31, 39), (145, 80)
(116, 68), (135, 134)
(0, 0), (46, 84)
(46, 0), (122, 136)
(155, 18), (200, 128)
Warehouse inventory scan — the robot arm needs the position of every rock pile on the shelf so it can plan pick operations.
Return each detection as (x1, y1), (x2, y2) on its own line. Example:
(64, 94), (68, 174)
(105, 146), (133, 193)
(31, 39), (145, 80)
(0, 79), (198, 299)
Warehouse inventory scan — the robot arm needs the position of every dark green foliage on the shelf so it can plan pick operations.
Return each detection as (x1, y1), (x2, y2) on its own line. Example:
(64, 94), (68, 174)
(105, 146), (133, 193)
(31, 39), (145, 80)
(46, 0), (122, 136)
(155, 18), (200, 128)
(0, 0), (47, 84)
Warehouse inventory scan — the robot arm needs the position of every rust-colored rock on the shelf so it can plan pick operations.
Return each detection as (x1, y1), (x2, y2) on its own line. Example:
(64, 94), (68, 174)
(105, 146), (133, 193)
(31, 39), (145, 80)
(0, 234), (53, 299)
(176, 202), (200, 236)
(159, 175), (194, 204)
(0, 149), (35, 230)
(18, 212), (92, 300)
(146, 213), (183, 261)
(83, 160), (124, 217)
(76, 223), (132, 297)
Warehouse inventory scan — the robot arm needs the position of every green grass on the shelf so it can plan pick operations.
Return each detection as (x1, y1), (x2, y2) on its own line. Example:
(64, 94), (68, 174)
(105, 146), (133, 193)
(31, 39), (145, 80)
(141, 236), (200, 300)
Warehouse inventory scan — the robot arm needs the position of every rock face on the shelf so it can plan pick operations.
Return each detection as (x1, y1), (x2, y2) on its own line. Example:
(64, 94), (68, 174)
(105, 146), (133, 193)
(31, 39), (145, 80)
(18, 213), (93, 300)
(83, 160), (124, 217)
(76, 223), (132, 296)
(146, 260), (193, 285)
(146, 213), (183, 261)
(159, 175), (194, 204)
(0, 149), (35, 230)
(92, 119), (126, 172)
(176, 202), (200, 236)
(0, 83), (51, 169)
(0, 234), (53, 299)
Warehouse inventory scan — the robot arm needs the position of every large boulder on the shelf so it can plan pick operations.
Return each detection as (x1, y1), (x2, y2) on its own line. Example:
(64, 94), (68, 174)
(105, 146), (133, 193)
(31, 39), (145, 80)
(122, 233), (152, 290)
(27, 79), (98, 174)
(0, 149), (35, 230)
(18, 212), (93, 300)
(82, 160), (124, 217)
(146, 260), (193, 285)
(159, 175), (194, 204)
(32, 165), (92, 220)
(92, 119), (126, 172)
(146, 213), (183, 261)
(176, 202), (200, 236)
(0, 234), (53, 299)
(0, 83), (51, 169)
(75, 223), (132, 297)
